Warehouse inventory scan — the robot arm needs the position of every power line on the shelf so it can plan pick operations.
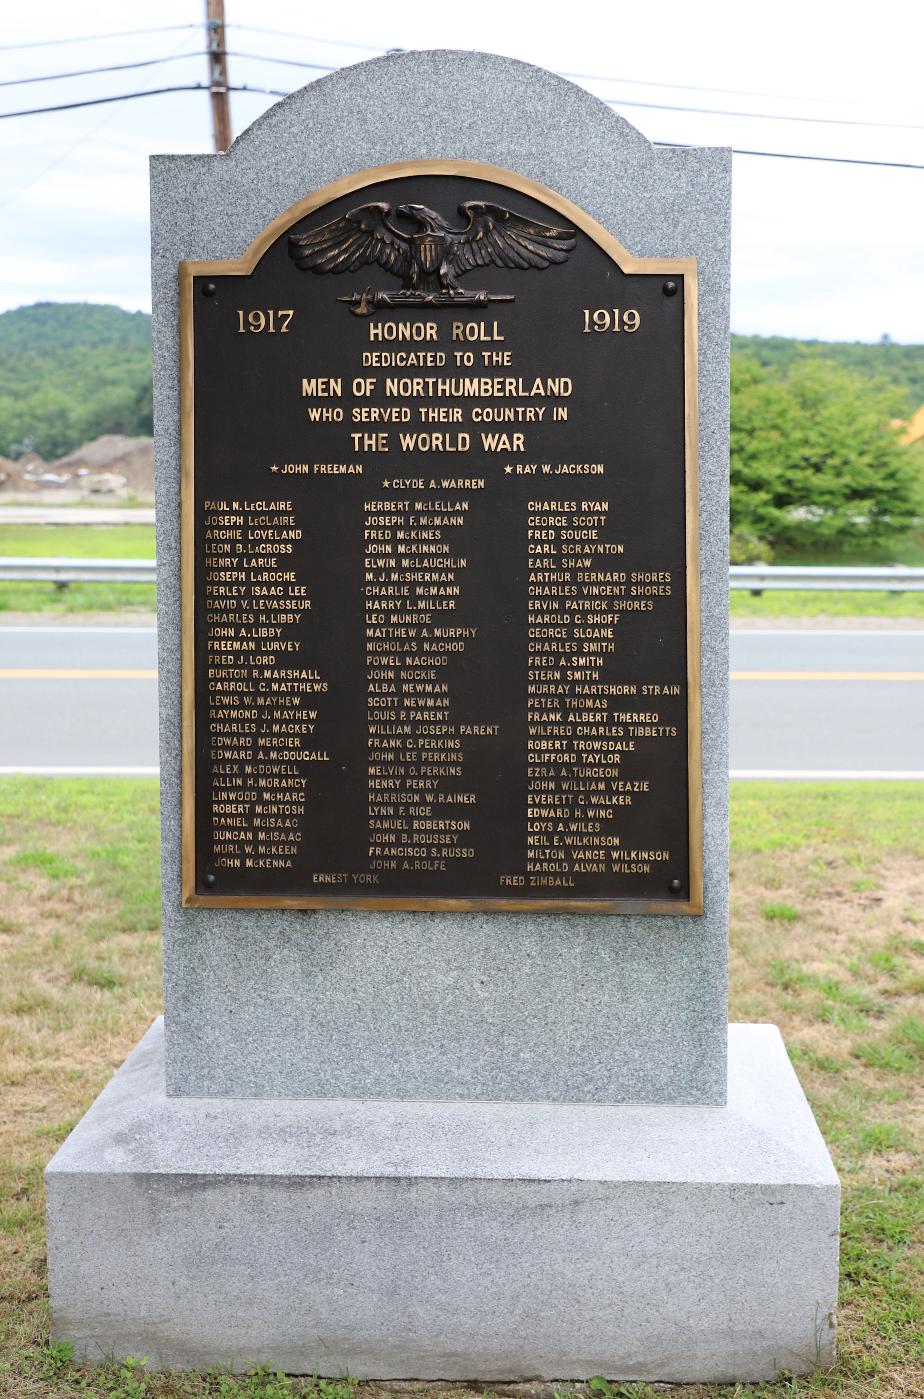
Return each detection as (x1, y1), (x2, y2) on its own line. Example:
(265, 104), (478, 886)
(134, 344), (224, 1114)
(0, 20), (893, 115)
(0, 24), (197, 52)
(0, 51), (339, 90)
(225, 27), (882, 110)
(7, 49), (918, 134)
(0, 53), (207, 89)
(0, 84), (288, 119)
(3, 27), (918, 133)
(555, 65), (865, 106)
(0, 27), (202, 214)
(661, 143), (924, 171)
(228, 54), (923, 131)
(230, 24), (383, 52)
(12, 45), (912, 134)
(0, 86), (205, 117)
(602, 94), (924, 132)
(228, 51), (341, 74)
(1, 78), (923, 171)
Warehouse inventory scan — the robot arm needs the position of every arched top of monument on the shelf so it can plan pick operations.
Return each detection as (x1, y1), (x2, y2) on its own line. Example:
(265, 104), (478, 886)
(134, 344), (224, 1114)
(225, 48), (655, 167)
(151, 46), (729, 281)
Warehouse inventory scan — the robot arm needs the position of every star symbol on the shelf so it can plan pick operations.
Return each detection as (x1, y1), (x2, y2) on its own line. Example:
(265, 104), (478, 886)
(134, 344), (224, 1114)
(383, 480), (390, 488)
(270, 464), (278, 472)
(504, 465), (513, 475)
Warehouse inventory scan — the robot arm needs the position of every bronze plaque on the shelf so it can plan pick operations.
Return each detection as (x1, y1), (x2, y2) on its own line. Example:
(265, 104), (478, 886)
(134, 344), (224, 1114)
(181, 160), (702, 913)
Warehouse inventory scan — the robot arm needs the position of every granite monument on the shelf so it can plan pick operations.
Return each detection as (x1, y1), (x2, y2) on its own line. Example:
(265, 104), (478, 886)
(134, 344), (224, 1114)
(46, 49), (839, 1382)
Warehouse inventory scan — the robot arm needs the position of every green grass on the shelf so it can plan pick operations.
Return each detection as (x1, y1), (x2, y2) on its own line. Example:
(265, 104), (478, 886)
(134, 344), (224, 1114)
(850, 876), (880, 893)
(0, 777), (161, 933)
(858, 1123), (911, 1153)
(0, 524), (155, 558)
(852, 1039), (920, 1073)
(69, 958), (123, 990)
(0, 580), (156, 613)
(730, 588), (924, 618)
(762, 900), (800, 921)
(868, 949), (904, 975)
(730, 781), (924, 857)
(0, 779), (921, 1399)
(30, 1360), (360, 1398)
(6, 848), (79, 880)
(0, 523), (155, 614)
(894, 1015), (924, 1051)
(769, 962), (880, 1017)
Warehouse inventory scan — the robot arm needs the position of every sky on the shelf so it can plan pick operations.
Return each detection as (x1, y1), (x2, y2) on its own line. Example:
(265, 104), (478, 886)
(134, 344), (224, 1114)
(1, 0), (922, 343)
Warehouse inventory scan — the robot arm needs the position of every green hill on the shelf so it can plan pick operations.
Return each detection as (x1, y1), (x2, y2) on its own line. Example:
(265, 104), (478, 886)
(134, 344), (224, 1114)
(731, 334), (924, 413)
(0, 302), (152, 461)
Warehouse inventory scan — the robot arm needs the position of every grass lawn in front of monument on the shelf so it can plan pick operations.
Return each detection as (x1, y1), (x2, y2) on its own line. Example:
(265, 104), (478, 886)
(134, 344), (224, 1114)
(0, 778), (921, 1399)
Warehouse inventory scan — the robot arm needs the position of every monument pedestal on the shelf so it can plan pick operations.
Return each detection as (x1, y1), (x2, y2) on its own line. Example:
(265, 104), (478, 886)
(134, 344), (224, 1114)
(47, 1020), (838, 1383)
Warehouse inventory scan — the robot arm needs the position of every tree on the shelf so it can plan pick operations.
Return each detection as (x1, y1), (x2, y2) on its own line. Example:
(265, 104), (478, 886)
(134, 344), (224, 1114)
(0, 303), (152, 460)
(730, 356), (922, 558)
(730, 334), (924, 411)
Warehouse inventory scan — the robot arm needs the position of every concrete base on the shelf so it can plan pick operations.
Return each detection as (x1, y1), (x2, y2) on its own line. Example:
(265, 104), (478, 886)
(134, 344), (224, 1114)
(46, 1021), (838, 1382)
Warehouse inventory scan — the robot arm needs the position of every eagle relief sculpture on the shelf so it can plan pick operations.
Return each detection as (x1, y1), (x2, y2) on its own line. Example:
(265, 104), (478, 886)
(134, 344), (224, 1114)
(288, 199), (577, 316)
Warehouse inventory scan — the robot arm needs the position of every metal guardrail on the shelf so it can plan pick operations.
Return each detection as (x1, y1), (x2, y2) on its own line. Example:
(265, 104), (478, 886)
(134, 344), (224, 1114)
(0, 557), (156, 584)
(730, 564), (924, 592)
(0, 557), (922, 591)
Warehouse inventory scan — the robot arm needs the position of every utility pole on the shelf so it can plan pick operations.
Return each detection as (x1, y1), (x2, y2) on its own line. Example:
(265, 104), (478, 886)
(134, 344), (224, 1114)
(205, 0), (232, 153)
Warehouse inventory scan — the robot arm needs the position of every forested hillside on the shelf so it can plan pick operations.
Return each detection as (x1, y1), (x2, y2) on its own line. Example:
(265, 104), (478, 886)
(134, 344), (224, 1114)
(0, 303), (152, 460)
(731, 334), (924, 412)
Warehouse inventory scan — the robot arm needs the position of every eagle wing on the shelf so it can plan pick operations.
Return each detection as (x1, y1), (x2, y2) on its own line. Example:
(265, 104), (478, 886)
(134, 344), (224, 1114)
(449, 202), (576, 275)
(288, 203), (411, 279)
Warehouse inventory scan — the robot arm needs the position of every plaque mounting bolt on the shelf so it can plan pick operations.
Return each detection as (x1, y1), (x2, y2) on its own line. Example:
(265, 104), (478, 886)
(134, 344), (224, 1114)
(662, 280), (678, 297)
(668, 878), (683, 894)
(204, 872), (217, 888)
(202, 282), (217, 297)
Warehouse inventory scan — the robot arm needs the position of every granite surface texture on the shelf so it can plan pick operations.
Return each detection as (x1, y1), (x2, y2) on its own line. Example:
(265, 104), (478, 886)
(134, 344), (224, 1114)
(47, 1019), (839, 1380)
(151, 49), (732, 1102)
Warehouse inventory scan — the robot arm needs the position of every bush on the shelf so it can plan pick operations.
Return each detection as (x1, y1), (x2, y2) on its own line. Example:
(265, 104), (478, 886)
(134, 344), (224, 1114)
(730, 355), (922, 555)
(729, 528), (774, 564)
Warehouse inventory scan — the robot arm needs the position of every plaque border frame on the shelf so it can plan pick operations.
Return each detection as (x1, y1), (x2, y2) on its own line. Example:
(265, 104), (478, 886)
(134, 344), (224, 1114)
(179, 159), (703, 914)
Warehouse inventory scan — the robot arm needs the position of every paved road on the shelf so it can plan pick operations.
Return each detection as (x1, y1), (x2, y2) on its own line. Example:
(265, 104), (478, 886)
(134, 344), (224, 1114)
(0, 627), (159, 773)
(729, 629), (923, 776)
(0, 625), (921, 777)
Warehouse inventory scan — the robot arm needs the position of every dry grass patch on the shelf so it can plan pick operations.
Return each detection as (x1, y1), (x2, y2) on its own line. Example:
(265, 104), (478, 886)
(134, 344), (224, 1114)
(0, 779), (922, 1398)
(726, 785), (924, 1398)
(0, 779), (161, 1398)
